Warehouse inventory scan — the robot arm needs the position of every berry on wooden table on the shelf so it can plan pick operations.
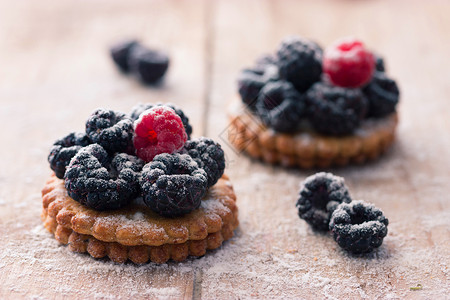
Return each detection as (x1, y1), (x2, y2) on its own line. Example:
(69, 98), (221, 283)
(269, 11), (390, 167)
(329, 200), (389, 254)
(296, 172), (352, 231)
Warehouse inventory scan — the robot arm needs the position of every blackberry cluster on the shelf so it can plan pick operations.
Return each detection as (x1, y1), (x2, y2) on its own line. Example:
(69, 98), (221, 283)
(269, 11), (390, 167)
(296, 172), (389, 254)
(375, 54), (385, 72)
(110, 39), (169, 84)
(363, 72), (400, 118)
(329, 200), (389, 254)
(238, 63), (279, 110)
(48, 103), (227, 217)
(182, 138), (225, 187)
(140, 153), (208, 217)
(256, 81), (306, 133)
(85, 109), (134, 154)
(110, 40), (139, 72)
(296, 173), (351, 231)
(130, 103), (193, 139)
(64, 144), (144, 211)
(276, 36), (323, 92)
(306, 82), (368, 135)
(48, 132), (92, 179)
(237, 36), (399, 136)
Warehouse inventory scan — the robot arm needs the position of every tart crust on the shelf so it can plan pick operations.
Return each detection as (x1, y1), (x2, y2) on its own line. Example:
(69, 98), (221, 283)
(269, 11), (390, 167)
(41, 174), (239, 264)
(227, 102), (398, 168)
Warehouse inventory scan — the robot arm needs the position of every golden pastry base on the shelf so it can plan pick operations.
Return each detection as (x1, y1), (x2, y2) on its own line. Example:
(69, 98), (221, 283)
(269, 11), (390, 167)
(41, 174), (239, 264)
(228, 104), (397, 168)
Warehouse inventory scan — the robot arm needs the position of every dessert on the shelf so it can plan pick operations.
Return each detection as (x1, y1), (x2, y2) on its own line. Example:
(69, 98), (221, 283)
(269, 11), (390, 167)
(295, 173), (389, 254)
(42, 104), (238, 264)
(229, 36), (400, 168)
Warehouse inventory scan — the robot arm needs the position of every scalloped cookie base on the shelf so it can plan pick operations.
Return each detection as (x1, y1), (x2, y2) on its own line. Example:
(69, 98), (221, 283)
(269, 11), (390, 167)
(41, 174), (239, 263)
(228, 104), (398, 168)
(42, 208), (238, 264)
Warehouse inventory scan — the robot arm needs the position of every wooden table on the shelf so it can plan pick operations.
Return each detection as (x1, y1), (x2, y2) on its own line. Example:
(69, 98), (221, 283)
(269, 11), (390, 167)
(0, 0), (449, 299)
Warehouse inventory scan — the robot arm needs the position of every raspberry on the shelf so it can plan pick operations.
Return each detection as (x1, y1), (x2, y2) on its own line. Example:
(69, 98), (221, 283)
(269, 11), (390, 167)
(140, 153), (208, 217)
(237, 64), (279, 110)
(129, 45), (169, 84)
(133, 106), (187, 162)
(64, 144), (144, 211)
(323, 38), (375, 88)
(85, 109), (134, 154)
(48, 132), (92, 179)
(296, 172), (352, 231)
(276, 36), (323, 92)
(363, 72), (400, 118)
(130, 103), (192, 139)
(256, 80), (306, 133)
(329, 200), (389, 254)
(306, 82), (368, 136)
(110, 39), (140, 72)
(182, 137), (225, 187)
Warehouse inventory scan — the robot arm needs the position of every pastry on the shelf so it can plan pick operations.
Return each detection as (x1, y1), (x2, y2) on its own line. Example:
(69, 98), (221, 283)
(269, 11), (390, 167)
(43, 103), (238, 263)
(229, 36), (400, 168)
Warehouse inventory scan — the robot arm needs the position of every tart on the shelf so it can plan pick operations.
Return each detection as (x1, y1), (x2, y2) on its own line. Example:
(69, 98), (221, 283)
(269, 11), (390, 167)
(41, 174), (238, 264)
(228, 101), (397, 168)
(230, 36), (400, 168)
(43, 103), (238, 264)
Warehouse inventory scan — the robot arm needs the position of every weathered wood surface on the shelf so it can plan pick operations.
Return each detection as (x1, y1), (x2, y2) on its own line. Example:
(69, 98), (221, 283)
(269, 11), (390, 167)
(0, 0), (449, 299)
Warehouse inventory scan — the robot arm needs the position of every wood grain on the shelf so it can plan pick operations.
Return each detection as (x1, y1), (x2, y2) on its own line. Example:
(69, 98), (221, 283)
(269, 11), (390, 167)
(0, 0), (449, 299)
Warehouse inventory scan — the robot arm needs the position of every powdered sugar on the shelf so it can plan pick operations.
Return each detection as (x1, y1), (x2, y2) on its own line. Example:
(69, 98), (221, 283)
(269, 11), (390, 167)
(200, 197), (230, 214)
(1, 207), (448, 299)
(1, 129), (448, 298)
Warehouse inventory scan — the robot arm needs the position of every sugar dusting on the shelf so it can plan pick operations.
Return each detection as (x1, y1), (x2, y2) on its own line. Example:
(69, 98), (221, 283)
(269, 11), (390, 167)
(0, 205), (448, 299)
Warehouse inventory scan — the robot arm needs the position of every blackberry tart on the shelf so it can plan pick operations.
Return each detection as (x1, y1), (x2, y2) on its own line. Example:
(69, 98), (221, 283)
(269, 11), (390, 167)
(229, 36), (399, 168)
(42, 104), (238, 264)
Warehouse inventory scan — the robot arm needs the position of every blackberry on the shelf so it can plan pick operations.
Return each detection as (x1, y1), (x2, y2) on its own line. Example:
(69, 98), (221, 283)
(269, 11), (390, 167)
(256, 80), (306, 133)
(255, 54), (277, 67)
(140, 153), (208, 217)
(329, 200), (389, 254)
(276, 36), (323, 92)
(54, 132), (91, 147)
(306, 82), (368, 136)
(237, 64), (279, 110)
(296, 172), (352, 231)
(64, 144), (144, 211)
(130, 103), (193, 139)
(85, 108), (134, 154)
(375, 54), (385, 72)
(129, 45), (169, 84)
(182, 137), (225, 187)
(48, 132), (92, 179)
(110, 39), (140, 72)
(363, 72), (400, 118)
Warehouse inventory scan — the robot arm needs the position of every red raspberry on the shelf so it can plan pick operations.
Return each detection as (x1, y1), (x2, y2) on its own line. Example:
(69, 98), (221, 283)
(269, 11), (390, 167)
(133, 106), (187, 162)
(323, 38), (375, 88)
